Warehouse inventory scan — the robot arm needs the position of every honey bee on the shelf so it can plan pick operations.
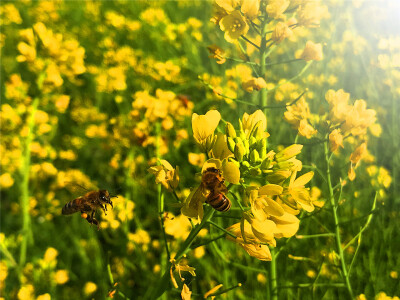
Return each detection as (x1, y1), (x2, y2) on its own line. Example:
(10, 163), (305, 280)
(201, 167), (231, 212)
(62, 189), (114, 229)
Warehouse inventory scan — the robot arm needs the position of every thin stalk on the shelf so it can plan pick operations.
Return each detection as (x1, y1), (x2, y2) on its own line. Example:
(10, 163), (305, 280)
(259, 16), (269, 125)
(148, 208), (215, 299)
(269, 247), (278, 300)
(156, 123), (172, 277)
(324, 140), (353, 299)
(296, 233), (335, 239)
(19, 97), (39, 270)
(207, 220), (236, 238)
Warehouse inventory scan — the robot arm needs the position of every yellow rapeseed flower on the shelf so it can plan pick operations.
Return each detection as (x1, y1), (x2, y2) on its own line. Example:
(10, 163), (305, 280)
(54, 270), (69, 285)
(266, 0), (290, 19)
(192, 110), (221, 151)
(226, 222), (272, 261)
(242, 77), (267, 92)
(17, 285), (34, 300)
(148, 160), (179, 191)
(329, 129), (344, 152)
(241, 0), (260, 20)
(298, 41), (323, 61)
(36, 294), (51, 300)
(44, 247), (58, 263)
(272, 22), (292, 44)
(219, 10), (249, 43)
(181, 284), (192, 300)
(241, 110), (267, 138)
(83, 282), (97, 295)
(0, 173), (14, 189)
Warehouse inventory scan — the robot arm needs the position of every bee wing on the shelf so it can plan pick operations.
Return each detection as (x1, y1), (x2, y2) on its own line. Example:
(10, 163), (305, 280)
(217, 181), (228, 194)
(181, 185), (207, 220)
(64, 182), (97, 196)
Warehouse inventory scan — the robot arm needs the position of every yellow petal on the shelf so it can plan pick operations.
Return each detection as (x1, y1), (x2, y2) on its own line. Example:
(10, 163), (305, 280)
(181, 284), (192, 300)
(293, 171), (314, 188)
(259, 184), (283, 196)
(263, 197), (285, 217)
(271, 212), (299, 238)
(222, 160), (240, 184)
(250, 218), (276, 243)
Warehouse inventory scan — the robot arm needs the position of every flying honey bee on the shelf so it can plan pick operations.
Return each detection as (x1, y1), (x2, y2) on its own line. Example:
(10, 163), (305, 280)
(201, 167), (231, 212)
(62, 188), (114, 229)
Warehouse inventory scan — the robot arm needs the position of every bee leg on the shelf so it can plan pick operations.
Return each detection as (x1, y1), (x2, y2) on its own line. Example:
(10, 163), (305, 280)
(109, 200), (113, 208)
(100, 204), (107, 215)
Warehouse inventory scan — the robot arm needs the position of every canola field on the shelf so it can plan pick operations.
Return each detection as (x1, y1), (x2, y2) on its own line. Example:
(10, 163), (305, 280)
(1, 1), (399, 299)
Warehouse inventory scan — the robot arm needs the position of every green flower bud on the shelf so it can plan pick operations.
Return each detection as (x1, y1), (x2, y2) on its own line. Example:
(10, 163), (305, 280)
(249, 120), (262, 139)
(267, 170), (291, 183)
(276, 161), (294, 170)
(205, 134), (217, 152)
(249, 167), (262, 176)
(257, 138), (267, 159)
(226, 122), (236, 138)
(227, 137), (236, 153)
(228, 157), (240, 168)
(243, 139), (250, 155)
(261, 158), (271, 171)
(234, 142), (246, 162)
(242, 161), (250, 169)
(250, 149), (260, 164)
(249, 136), (257, 148)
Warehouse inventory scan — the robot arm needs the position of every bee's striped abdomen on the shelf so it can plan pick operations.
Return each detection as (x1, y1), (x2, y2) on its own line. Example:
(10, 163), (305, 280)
(207, 193), (231, 212)
(62, 199), (81, 215)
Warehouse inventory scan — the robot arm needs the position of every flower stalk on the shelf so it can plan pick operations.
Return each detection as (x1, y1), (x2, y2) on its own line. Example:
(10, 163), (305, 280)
(19, 97), (39, 270)
(324, 139), (354, 299)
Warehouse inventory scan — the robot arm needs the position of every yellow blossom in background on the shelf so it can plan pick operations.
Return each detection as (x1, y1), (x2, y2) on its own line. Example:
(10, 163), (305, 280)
(54, 269), (69, 284)
(0, 4), (22, 25)
(36, 294), (51, 300)
(329, 129), (344, 152)
(325, 89), (351, 123)
(181, 284), (191, 300)
(0, 173), (14, 189)
(219, 10), (249, 43)
(207, 45), (226, 64)
(242, 77), (267, 92)
(164, 213), (191, 239)
(83, 282), (97, 296)
(55, 95), (70, 113)
(266, 0), (289, 19)
(44, 247), (58, 263)
(298, 41), (323, 61)
(148, 160), (179, 191)
(350, 143), (367, 165)
(272, 22), (293, 44)
(17, 285), (34, 300)
(296, 2), (328, 27)
(188, 152), (206, 167)
(204, 284), (223, 299)
(342, 100), (377, 136)
(241, 0), (260, 20)
(215, 0), (239, 13)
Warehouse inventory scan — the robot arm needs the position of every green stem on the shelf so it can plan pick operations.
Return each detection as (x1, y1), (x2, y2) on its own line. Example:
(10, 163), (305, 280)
(148, 208), (215, 299)
(296, 233), (335, 239)
(324, 140), (353, 299)
(207, 221), (236, 238)
(19, 97), (39, 271)
(259, 17), (268, 126)
(269, 247), (278, 300)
